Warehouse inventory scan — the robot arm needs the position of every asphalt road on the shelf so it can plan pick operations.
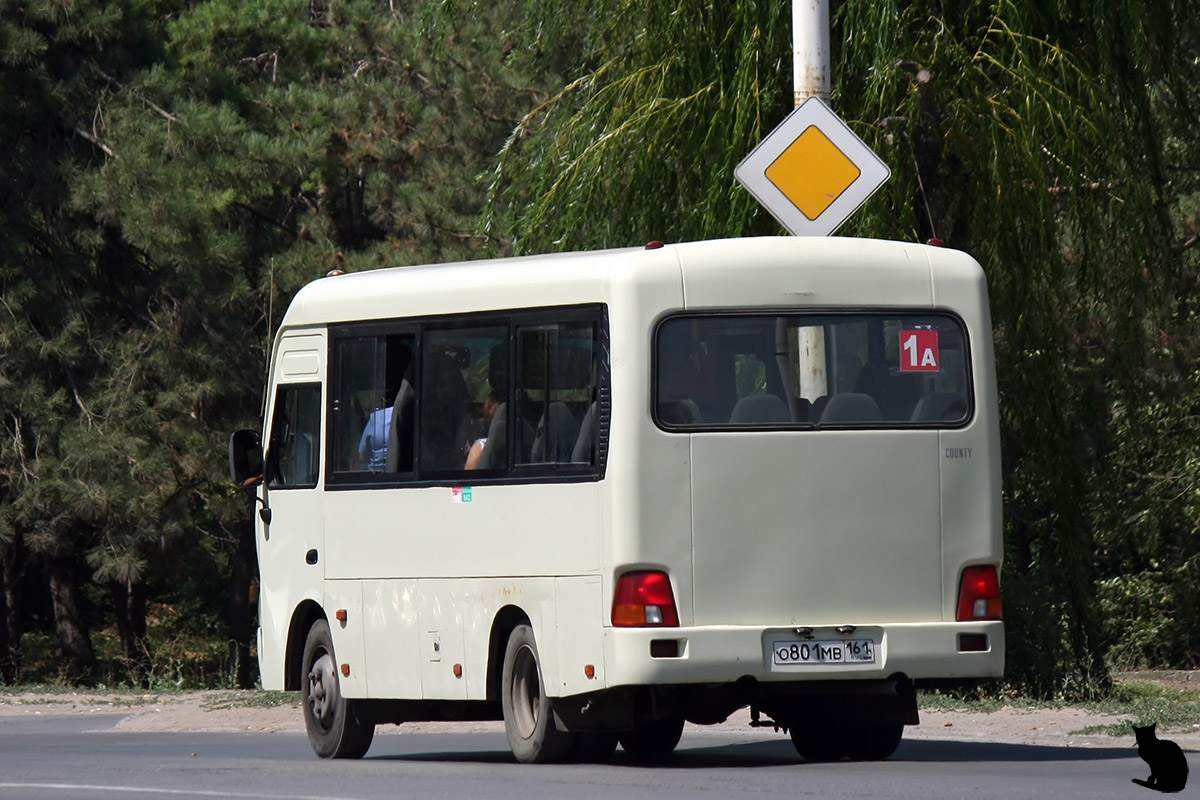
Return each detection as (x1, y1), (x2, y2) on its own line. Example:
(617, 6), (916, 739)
(0, 713), (1179, 799)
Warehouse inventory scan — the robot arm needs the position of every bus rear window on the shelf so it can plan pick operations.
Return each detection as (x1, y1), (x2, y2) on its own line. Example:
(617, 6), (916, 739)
(654, 313), (971, 429)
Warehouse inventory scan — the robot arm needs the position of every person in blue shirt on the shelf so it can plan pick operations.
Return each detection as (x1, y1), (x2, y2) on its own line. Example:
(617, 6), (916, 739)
(358, 405), (393, 472)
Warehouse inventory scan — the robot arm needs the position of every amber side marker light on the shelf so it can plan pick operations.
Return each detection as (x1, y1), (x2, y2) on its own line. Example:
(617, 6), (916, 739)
(956, 565), (1003, 621)
(612, 571), (679, 627)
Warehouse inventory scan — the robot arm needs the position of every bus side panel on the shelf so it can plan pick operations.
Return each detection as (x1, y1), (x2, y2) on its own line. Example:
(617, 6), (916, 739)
(360, 577), (571, 701)
(604, 251), (695, 626)
(417, 579), (468, 700)
(327, 480), (603, 702)
(933, 251), (1004, 676)
(552, 575), (607, 696)
(323, 483), (604, 580)
(323, 579), (368, 697)
(361, 579), (422, 699)
(413, 578), (554, 700)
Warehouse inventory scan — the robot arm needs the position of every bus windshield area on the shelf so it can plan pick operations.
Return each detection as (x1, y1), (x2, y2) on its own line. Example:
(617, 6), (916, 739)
(654, 312), (971, 429)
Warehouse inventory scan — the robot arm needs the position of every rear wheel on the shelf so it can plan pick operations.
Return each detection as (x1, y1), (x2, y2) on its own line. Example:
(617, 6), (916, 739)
(790, 724), (846, 762)
(845, 724), (904, 761)
(502, 624), (575, 763)
(301, 619), (374, 759)
(618, 716), (685, 761)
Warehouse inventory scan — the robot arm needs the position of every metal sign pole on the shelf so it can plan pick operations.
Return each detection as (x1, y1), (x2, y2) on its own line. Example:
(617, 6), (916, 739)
(792, 0), (830, 107)
(793, 0), (830, 399)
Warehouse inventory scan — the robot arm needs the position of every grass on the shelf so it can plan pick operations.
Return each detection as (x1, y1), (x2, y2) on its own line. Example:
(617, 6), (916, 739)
(1071, 681), (1200, 736)
(200, 690), (301, 710)
(0, 684), (300, 711)
(920, 679), (1200, 736)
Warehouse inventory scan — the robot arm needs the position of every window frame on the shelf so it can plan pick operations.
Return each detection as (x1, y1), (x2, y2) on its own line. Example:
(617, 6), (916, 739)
(325, 303), (609, 489)
(651, 307), (975, 433)
(265, 382), (324, 490)
(327, 324), (417, 484)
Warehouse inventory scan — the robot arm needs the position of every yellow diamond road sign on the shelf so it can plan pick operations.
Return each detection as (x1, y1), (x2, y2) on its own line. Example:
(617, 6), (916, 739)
(736, 96), (890, 236)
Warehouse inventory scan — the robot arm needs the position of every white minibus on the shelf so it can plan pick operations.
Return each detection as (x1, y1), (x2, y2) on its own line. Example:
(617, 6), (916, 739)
(229, 236), (1003, 764)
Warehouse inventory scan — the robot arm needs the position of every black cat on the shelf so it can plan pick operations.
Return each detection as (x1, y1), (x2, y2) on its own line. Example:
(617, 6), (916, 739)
(1132, 723), (1189, 793)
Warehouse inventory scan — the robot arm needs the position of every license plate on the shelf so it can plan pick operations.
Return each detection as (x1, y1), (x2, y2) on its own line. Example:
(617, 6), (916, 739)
(771, 639), (875, 666)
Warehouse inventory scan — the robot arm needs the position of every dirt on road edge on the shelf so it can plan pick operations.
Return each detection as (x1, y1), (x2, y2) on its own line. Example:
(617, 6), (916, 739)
(0, 689), (1183, 751)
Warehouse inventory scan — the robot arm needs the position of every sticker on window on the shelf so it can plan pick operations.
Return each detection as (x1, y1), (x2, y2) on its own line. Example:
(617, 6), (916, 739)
(451, 486), (473, 503)
(899, 330), (939, 372)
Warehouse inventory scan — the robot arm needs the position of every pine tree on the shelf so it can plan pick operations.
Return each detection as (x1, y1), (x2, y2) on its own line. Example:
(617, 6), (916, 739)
(0, 0), (552, 685)
(0, 0), (171, 683)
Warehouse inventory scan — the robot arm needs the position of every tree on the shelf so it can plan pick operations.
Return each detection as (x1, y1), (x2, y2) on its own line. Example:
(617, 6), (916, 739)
(0, 0), (552, 685)
(479, 0), (1200, 694)
(0, 0), (172, 683)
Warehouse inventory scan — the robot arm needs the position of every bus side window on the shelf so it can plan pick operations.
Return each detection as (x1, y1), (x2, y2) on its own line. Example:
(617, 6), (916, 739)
(420, 325), (507, 474)
(330, 335), (416, 474)
(267, 384), (321, 488)
(657, 320), (702, 425)
(331, 336), (382, 473)
(516, 320), (597, 466)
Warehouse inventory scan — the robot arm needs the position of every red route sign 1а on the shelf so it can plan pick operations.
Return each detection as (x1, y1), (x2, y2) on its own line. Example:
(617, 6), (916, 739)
(899, 330), (939, 372)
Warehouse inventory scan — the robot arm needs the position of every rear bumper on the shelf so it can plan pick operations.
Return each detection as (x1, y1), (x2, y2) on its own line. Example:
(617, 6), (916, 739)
(600, 621), (1004, 688)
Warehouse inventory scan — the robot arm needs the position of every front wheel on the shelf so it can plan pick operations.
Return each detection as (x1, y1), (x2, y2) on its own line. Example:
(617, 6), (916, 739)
(501, 624), (575, 763)
(301, 619), (374, 759)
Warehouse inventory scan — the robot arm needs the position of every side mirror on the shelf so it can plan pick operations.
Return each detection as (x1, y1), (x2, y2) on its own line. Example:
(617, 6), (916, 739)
(228, 429), (263, 487)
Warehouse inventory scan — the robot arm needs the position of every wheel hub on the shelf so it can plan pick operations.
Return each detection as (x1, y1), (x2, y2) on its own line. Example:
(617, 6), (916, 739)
(510, 644), (540, 738)
(308, 652), (337, 727)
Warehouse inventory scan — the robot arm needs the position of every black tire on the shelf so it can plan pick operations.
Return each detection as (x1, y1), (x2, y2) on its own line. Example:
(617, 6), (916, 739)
(790, 724), (846, 762)
(301, 619), (374, 759)
(501, 624), (576, 763)
(618, 716), (685, 761)
(845, 724), (904, 761)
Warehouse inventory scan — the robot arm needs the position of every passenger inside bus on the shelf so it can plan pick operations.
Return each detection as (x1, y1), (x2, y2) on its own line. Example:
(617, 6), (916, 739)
(464, 390), (501, 470)
(477, 343), (529, 470)
(358, 404), (393, 471)
(385, 354), (416, 474)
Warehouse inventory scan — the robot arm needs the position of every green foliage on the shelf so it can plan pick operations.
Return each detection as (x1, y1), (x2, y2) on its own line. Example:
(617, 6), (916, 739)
(1, 0), (549, 687)
(1095, 366), (1200, 671)
(921, 679), (1200, 735)
(476, 0), (790, 252)
(478, 0), (1200, 696)
(1062, 681), (1200, 735)
(3, 0), (1200, 696)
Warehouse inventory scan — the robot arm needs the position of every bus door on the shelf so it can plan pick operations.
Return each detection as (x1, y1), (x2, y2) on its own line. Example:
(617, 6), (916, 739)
(257, 335), (326, 688)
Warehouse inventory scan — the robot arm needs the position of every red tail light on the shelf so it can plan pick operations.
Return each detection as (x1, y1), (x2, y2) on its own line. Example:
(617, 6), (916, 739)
(612, 571), (679, 627)
(957, 565), (1002, 621)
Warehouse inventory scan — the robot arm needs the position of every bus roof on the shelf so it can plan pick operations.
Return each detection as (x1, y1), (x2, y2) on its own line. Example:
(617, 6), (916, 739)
(277, 237), (984, 330)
